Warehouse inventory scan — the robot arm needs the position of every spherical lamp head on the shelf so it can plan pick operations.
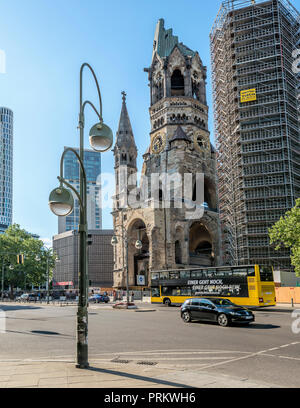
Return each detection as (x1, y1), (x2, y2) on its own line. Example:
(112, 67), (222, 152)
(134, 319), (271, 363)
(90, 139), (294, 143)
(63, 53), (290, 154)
(111, 236), (118, 246)
(135, 240), (142, 250)
(89, 122), (113, 152)
(49, 187), (74, 217)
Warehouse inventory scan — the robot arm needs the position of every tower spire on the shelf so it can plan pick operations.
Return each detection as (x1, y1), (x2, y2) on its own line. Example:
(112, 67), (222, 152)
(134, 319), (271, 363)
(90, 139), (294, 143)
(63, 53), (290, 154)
(115, 91), (136, 150)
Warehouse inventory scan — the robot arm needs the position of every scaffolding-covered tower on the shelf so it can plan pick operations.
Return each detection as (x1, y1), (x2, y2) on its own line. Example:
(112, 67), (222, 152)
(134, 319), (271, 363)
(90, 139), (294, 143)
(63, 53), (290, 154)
(210, 0), (300, 269)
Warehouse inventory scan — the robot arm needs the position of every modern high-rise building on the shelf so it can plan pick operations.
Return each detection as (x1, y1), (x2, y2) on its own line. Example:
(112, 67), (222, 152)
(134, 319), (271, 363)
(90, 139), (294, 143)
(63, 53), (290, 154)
(52, 229), (114, 289)
(0, 107), (13, 234)
(210, 0), (300, 269)
(58, 147), (102, 233)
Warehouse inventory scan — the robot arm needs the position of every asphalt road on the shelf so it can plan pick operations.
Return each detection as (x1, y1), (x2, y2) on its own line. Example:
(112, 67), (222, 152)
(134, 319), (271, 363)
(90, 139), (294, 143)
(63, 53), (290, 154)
(1, 303), (300, 387)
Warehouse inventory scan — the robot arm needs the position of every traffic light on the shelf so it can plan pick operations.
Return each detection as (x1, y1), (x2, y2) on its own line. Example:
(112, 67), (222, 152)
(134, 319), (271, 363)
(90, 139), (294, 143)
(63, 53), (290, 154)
(17, 254), (24, 264)
(87, 234), (93, 246)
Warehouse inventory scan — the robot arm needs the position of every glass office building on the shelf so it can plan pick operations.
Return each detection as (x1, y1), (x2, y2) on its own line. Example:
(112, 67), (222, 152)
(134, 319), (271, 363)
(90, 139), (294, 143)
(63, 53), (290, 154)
(0, 107), (13, 233)
(58, 147), (102, 233)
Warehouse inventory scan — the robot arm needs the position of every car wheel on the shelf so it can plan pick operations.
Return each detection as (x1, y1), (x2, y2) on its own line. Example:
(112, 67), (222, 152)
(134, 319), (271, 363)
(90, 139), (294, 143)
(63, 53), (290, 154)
(181, 311), (192, 323)
(163, 298), (171, 307)
(217, 313), (230, 327)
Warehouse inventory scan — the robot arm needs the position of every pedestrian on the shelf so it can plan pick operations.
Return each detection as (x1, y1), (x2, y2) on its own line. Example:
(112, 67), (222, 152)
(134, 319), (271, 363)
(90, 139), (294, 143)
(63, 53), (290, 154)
(131, 291), (134, 303)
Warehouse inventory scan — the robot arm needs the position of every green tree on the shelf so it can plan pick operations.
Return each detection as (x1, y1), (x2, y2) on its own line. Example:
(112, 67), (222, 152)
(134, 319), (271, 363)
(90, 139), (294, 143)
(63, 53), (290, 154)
(269, 198), (300, 277)
(0, 224), (57, 298)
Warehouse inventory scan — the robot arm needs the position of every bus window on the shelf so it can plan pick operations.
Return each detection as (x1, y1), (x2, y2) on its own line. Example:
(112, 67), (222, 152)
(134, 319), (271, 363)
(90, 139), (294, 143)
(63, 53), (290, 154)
(162, 287), (172, 295)
(180, 287), (192, 296)
(232, 268), (248, 277)
(180, 270), (191, 279)
(164, 287), (181, 296)
(173, 287), (181, 296)
(216, 269), (231, 277)
(259, 266), (274, 282)
(169, 271), (179, 280)
(151, 288), (160, 297)
(191, 270), (206, 278)
(247, 267), (255, 277)
(160, 272), (169, 280)
(207, 269), (216, 277)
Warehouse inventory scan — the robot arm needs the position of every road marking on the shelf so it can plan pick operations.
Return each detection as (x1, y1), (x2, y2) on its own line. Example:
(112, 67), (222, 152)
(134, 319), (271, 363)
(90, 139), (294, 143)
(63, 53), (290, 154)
(90, 350), (250, 356)
(1, 343), (298, 365)
(95, 357), (239, 361)
(195, 342), (300, 371)
(259, 354), (300, 362)
(90, 349), (250, 356)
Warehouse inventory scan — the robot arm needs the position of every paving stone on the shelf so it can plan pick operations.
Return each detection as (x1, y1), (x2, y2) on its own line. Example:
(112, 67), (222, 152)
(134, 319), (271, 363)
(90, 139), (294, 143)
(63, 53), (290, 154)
(38, 377), (68, 386)
(67, 375), (100, 384)
(39, 371), (69, 379)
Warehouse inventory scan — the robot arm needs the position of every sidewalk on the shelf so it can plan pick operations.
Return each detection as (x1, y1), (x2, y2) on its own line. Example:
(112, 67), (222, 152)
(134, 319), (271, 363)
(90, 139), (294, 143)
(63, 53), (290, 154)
(0, 360), (276, 388)
(275, 303), (300, 308)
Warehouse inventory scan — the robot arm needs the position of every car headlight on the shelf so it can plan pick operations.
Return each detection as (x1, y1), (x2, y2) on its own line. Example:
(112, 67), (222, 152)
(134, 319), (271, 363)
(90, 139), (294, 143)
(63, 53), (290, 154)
(229, 312), (240, 316)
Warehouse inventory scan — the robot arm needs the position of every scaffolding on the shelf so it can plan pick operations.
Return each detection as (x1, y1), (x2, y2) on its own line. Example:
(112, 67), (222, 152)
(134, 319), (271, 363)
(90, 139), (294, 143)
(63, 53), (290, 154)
(210, 0), (300, 269)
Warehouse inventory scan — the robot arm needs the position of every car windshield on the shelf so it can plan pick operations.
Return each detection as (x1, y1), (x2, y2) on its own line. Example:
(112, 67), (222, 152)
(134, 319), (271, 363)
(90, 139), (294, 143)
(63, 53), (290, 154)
(211, 299), (235, 306)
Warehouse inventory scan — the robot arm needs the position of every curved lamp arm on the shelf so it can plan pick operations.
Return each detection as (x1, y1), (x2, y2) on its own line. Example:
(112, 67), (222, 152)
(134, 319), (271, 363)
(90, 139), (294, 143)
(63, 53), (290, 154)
(60, 147), (87, 185)
(82, 101), (102, 123)
(80, 63), (103, 123)
(57, 176), (84, 214)
(58, 147), (87, 213)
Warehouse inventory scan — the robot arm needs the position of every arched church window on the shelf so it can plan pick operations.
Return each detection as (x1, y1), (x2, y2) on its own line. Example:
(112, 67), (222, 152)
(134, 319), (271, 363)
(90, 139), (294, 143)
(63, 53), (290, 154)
(121, 153), (127, 162)
(171, 69), (184, 96)
(157, 81), (164, 101)
(192, 81), (200, 101)
(175, 240), (182, 264)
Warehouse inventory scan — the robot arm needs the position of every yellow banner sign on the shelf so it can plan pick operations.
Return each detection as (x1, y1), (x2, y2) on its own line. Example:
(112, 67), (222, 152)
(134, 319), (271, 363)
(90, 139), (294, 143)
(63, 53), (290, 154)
(240, 88), (257, 103)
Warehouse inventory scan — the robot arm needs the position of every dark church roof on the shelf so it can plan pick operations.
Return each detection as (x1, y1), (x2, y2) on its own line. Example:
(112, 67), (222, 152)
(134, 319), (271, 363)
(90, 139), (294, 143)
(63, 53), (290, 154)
(169, 126), (191, 143)
(152, 19), (196, 61)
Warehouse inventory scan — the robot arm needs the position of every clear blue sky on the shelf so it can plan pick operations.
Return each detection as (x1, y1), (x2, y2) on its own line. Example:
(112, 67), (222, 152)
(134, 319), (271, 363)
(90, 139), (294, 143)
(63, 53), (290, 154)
(1, 0), (298, 243)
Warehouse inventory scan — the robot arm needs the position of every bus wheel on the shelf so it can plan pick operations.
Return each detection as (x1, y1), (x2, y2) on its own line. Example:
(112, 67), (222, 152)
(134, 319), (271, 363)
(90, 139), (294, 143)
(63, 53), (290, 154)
(181, 311), (191, 323)
(217, 313), (230, 327)
(163, 298), (171, 307)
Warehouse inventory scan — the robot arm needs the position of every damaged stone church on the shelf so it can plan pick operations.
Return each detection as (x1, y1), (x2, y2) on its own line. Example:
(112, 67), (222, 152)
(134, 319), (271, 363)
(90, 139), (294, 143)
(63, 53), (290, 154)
(112, 19), (221, 289)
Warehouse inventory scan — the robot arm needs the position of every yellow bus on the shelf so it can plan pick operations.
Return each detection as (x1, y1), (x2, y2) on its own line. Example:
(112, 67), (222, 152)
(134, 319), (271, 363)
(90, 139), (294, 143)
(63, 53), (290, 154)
(151, 265), (276, 307)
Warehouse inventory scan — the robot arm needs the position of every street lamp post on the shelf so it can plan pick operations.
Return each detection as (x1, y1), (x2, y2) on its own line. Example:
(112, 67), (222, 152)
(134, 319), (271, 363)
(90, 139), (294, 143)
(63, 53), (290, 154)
(111, 226), (142, 308)
(1, 263), (4, 301)
(46, 258), (49, 304)
(36, 254), (59, 305)
(49, 63), (113, 369)
(0, 253), (18, 301)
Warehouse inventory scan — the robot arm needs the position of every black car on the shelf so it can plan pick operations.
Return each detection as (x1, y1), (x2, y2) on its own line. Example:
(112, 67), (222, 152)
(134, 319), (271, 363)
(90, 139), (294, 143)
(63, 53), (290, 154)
(180, 298), (255, 327)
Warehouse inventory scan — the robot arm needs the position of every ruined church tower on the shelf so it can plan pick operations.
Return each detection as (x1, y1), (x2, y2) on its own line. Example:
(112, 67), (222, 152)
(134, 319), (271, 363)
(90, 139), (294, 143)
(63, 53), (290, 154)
(112, 19), (221, 289)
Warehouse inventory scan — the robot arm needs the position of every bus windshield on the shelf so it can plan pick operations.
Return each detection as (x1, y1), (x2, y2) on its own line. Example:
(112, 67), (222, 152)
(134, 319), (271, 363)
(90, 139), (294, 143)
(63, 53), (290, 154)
(259, 266), (274, 282)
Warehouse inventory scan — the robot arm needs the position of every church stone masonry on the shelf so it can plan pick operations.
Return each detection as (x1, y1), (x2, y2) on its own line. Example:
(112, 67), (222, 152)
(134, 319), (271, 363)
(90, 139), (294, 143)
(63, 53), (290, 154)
(112, 19), (221, 289)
